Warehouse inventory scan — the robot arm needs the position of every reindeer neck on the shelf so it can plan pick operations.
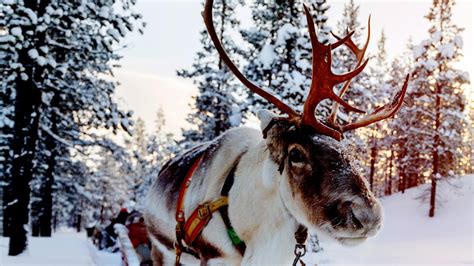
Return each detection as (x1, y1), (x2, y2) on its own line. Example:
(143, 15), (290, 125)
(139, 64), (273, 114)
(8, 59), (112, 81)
(228, 141), (299, 242)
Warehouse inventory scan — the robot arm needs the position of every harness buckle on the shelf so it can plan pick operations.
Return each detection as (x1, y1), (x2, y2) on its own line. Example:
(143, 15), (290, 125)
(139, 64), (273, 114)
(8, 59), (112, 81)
(177, 210), (185, 222)
(198, 204), (211, 219)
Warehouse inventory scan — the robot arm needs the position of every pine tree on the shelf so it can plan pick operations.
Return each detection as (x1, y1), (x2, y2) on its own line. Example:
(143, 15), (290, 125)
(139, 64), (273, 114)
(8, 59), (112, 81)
(331, 0), (371, 179)
(179, 0), (245, 147)
(127, 118), (148, 204)
(241, 0), (332, 115)
(365, 29), (391, 194)
(387, 40), (415, 194)
(0, 0), (142, 254)
(0, 66), (15, 236)
(412, 0), (469, 217)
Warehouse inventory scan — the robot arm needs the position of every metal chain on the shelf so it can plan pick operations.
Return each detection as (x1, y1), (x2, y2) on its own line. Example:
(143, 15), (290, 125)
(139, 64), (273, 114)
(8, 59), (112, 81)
(292, 243), (307, 266)
(292, 225), (308, 266)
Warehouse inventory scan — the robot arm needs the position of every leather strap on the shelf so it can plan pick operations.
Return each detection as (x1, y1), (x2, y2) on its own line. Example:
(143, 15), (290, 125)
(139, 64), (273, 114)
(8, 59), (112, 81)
(219, 161), (246, 255)
(184, 197), (228, 244)
(175, 156), (203, 265)
(174, 153), (247, 264)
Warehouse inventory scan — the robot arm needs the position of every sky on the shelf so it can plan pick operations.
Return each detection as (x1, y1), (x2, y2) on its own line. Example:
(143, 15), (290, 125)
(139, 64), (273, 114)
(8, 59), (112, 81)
(114, 0), (473, 135)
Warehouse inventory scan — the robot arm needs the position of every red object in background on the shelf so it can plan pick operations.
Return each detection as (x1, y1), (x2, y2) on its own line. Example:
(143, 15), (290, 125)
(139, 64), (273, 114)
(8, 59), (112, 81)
(127, 220), (149, 248)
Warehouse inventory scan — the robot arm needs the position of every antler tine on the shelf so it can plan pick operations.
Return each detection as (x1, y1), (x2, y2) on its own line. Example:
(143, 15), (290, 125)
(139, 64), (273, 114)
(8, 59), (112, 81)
(331, 30), (356, 50)
(301, 5), (370, 140)
(302, 4), (343, 140)
(331, 15), (371, 63)
(326, 45), (368, 113)
(202, 0), (298, 117)
(328, 15), (371, 126)
(341, 74), (410, 131)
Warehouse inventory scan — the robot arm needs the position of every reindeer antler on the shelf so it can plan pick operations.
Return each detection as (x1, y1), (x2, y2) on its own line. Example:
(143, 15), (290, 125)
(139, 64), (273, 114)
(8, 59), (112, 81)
(324, 14), (410, 134)
(203, 0), (410, 141)
(301, 5), (370, 140)
(327, 16), (371, 126)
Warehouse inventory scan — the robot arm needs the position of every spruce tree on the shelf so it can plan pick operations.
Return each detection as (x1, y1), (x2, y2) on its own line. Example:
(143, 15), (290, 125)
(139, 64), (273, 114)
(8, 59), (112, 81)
(331, 0), (371, 178)
(179, 0), (245, 147)
(0, 0), (142, 254)
(241, 0), (332, 114)
(411, 0), (469, 217)
(365, 29), (391, 194)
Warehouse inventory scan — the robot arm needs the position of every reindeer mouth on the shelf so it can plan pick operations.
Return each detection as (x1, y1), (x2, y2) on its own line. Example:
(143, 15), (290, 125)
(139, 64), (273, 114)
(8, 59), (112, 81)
(335, 236), (368, 246)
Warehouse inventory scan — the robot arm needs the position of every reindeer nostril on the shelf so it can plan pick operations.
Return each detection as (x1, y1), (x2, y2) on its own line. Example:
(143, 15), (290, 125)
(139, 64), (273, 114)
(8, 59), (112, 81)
(350, 209), (364, 229)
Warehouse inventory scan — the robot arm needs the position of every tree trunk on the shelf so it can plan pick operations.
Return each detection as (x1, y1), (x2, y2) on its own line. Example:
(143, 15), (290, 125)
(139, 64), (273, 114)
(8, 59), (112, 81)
(8, 0), (47, 255)
(430, 86), (442, 218)
(385, 150), (393, 195)
(37, 95), (61, 237)
(2, 183), (12, 236)
(368, 133), (377, 193)
(76, 214), (82, 232)
(8, 73), (42, 255)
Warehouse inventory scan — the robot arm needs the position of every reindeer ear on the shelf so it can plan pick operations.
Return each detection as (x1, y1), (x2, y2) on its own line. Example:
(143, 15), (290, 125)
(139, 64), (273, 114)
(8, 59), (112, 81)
(258, 109), (287, 139)
(257, 109), (279, 131)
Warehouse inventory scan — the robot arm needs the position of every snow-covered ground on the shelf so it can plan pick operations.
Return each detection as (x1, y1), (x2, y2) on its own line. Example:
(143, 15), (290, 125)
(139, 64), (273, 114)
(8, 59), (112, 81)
(0, 228), (120, 266)
(308, 175), (474, 265)
(1, 175), (472, 265)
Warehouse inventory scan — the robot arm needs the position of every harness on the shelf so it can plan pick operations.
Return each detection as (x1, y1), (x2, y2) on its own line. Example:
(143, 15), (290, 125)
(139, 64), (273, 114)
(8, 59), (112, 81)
(173, 154), (307, 265)
(174, 156), (245, 265)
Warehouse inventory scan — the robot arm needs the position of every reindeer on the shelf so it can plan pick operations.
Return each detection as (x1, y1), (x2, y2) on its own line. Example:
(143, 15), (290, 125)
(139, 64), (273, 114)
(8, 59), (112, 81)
(144, 0), (410, 265)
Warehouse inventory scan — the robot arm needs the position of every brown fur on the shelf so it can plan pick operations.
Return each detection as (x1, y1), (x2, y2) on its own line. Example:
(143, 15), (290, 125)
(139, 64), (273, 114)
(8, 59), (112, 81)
(146, 220), (174, 251)
(265, 119), (379, 230)
(151, 246), (164, 266)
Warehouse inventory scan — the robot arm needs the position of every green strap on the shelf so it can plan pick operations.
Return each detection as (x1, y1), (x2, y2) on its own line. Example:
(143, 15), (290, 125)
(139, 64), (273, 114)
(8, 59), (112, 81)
(227, 228), (244, 245)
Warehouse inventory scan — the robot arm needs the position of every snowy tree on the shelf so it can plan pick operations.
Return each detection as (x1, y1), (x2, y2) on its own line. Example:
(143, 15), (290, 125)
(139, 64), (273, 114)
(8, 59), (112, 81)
(51, 158), (90, 231)
(365, 30), (392, 194)
(0, 70), (15, 236)
(331, 0), (372, 181)
(125, 118), (148, 205)
(241, 0), (332, 115)
(386, 40), (417, 194)
(0, 0), (143, 254)
(135, 109), (179, 209)
(409, 0), (469, 217)
(179, 0), (245, 147)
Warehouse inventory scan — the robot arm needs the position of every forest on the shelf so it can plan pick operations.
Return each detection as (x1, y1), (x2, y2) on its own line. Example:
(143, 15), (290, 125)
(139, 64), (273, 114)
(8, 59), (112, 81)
(0, 0), (472, 258)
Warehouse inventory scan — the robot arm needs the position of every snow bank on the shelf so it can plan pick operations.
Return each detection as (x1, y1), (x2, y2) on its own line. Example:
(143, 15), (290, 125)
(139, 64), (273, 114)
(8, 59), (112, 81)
(307, 175), (474, 265)
(0, 228), (120, 266)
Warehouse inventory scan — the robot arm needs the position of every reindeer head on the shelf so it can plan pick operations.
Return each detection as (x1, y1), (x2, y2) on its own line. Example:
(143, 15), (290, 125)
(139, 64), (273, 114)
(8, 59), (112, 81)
(203, 0), (409, 245)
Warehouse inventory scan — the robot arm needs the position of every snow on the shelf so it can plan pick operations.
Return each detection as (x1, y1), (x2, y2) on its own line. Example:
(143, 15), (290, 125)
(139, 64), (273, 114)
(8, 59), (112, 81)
(0, 228), (120, 266)
(114, 224), (140, 266)
(432, 31), (442, 42)
(276, 23), (297, 46)
(10, 27), (22, 37)
(28, 49), (39, 59)
(0, 35), (15, 43)
(422, 58), (438, 71)
(453, 35), (463, 48)
(23, 8), (38, 25)
(99, 6), (110, 19)
(413, 45), (425, 58)
(258, 43), (276, 70)
(36, 56), (47, 66)
(307, 175), (474, 265)
(439, 43), (455, 58)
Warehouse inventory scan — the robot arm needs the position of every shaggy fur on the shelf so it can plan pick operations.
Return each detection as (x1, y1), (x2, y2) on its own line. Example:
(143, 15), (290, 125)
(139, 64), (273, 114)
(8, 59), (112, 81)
(145, 110), (383, 265)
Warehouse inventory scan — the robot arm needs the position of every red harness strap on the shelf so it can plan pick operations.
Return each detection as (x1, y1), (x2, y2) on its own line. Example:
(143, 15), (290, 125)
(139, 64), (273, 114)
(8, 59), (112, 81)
(175, 156), (202, 223)
(174, 156), (228, 263)
(174, 155), (242, 265)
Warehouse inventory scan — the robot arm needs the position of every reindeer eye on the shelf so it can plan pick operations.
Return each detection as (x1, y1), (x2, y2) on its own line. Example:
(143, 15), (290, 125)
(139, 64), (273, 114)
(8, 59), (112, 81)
(289, 148), (305, 164)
